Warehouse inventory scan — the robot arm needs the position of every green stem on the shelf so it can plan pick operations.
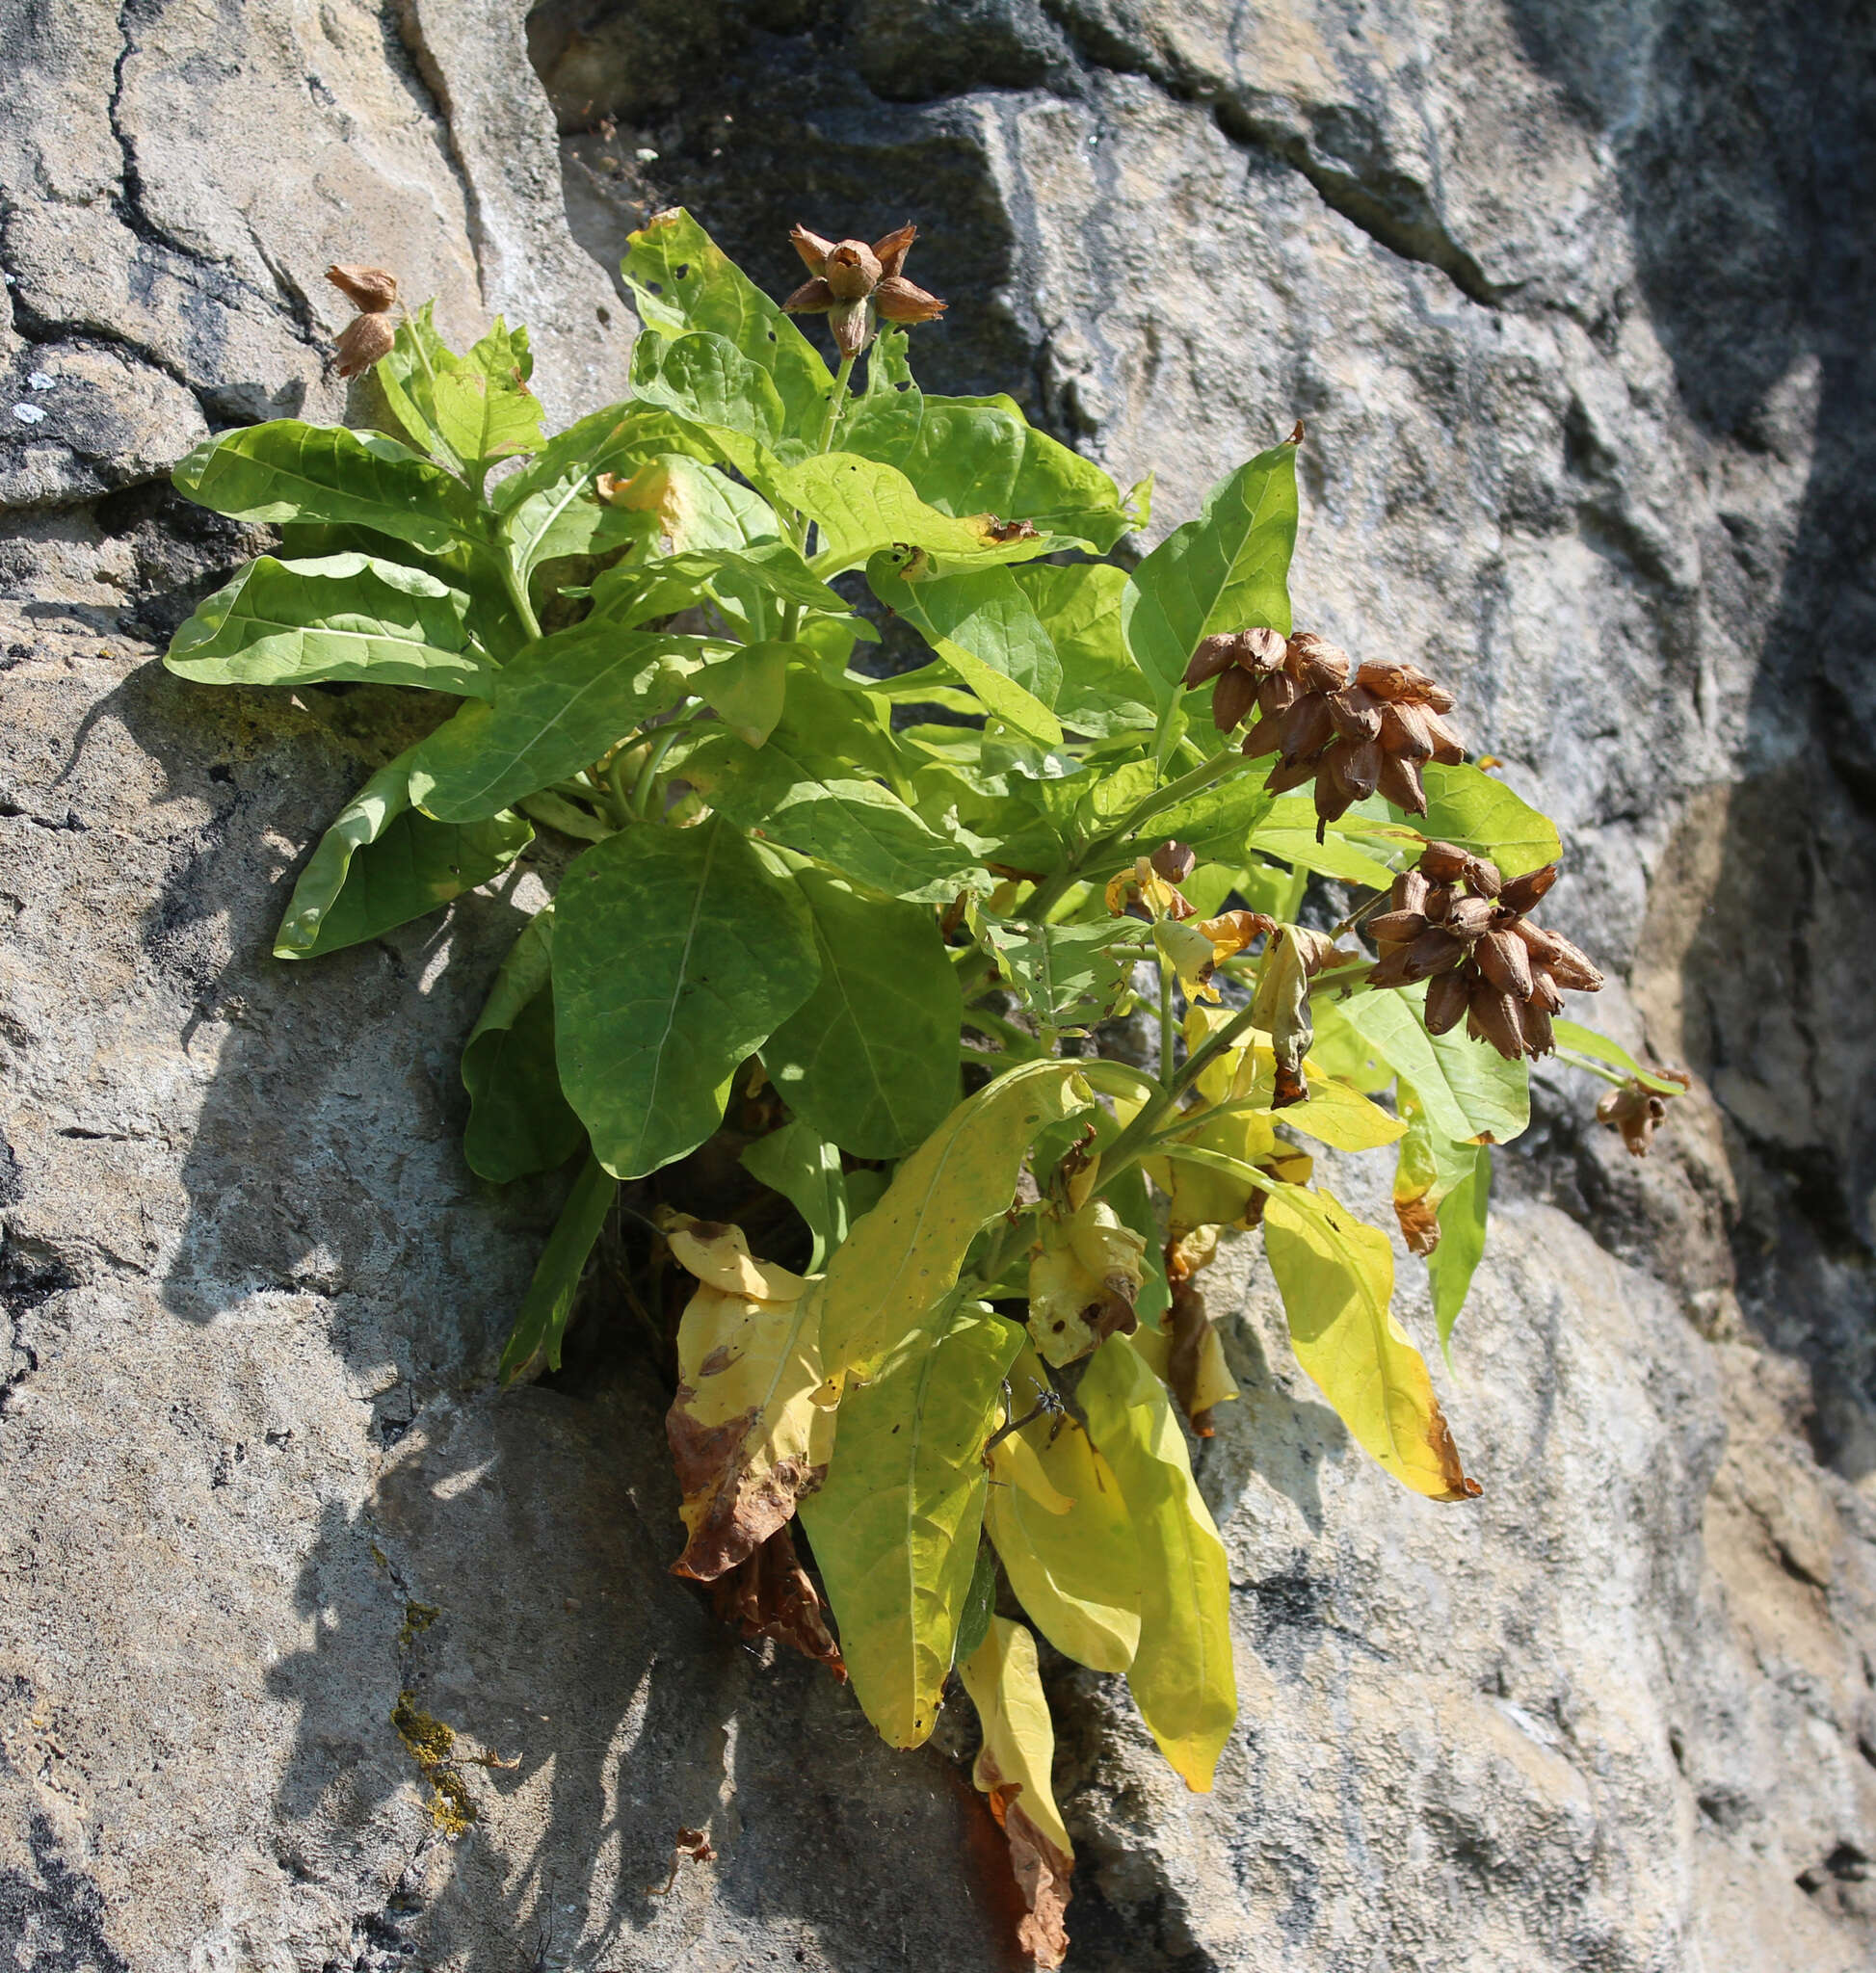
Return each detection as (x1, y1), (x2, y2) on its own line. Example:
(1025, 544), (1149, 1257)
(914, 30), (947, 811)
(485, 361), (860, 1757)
(1157, 958), (1177, 1086)
(498, 541), (543, 645)
(818, 354), (857, 455)
(630, 708), (699, 820)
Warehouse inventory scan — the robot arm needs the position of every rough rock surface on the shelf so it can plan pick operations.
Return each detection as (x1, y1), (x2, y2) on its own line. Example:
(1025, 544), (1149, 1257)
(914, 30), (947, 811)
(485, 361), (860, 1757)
(3, 2), (1874, 1968)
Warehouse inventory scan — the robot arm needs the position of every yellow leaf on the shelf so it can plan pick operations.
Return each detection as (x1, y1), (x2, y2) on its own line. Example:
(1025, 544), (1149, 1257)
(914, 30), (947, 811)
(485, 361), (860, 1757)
(1158, 1106), (1282, 1236)
(1080, 1335), (1235, 1790)
(664, 1226), (833, 1580)
(818, 1061), (1089, 1381)
(961, 1618), (1074, 1970)
(986, 1346), (1142, 1673)
(1223, 1045), (1407, 1151)
(1262, 1186), (1481, 1502)
(1026, 1199), (1146, 1368)
(1151, 918), (1222, 1000)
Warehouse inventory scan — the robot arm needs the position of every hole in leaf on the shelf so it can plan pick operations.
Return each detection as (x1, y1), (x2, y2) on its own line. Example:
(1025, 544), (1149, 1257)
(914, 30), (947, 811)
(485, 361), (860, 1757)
(675, 264), (691, 279)
(647, 281), (663, 295)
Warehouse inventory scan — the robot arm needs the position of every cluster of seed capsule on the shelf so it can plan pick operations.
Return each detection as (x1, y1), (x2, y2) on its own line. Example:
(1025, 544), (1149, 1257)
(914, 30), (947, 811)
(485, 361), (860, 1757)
(1185, 628), (1465, 828)
(1364, 843), (1604, 1061)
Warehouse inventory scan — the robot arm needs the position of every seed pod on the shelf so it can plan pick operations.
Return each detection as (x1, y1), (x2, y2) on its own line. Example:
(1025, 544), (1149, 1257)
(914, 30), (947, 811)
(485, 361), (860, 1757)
(1466, 983), (1527, 1061)
(1286, 633), (1350, 693)
(1424, 968), (1469, 1035)
(1212, 665), (1257, 731)
(1240, 714), (1282, 759)
(1257, 672), (1298, 718)
(1378, 698), (1435, 761)
(1500, 862), (1560, 914)
(1263, 751), (1323, 793)
(1150, 841), (1197, 883)
(1391, 869), (1430, 915)
(1337, 738), (1382, 801)
(1465, 856), (1503, 900)
(1520, 1000), (1555, 1057)
(1328, 686), (1384, 743)
(1527, 966), (1565, 1014)
(1368, 927), (1466, 987)
(1313, 748), (1357, 828)
(1446, 894), (1493, 938)
(1508, 918), (1561, 962)
(1238, 626), (1288, 672)
(334, 311), (395, 378)
(1534, 932), (1603, 992)
(1368, 909), (1430, 944)
(1376, 751), (1428, 814)
(1419, 679), (1457, 714)
(1417, 841), (1470, 882)
(1475, 927), (1534, 998)
(327, 263), (399, 311)
(1184, 633), (1239, 688)
(1275, 691), (1334, 763)
(1354, 660), (1419, 701)
(1423, 883), (1454, 924)
(1422, 710), (1466, 764)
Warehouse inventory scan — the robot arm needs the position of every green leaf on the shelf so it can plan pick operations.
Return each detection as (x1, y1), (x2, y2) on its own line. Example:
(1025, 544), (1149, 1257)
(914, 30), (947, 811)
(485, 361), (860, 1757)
(594, 540), (841, 642)
(461, 912), (584, 1184)
(980, 918), (1142, 1037)
(430, 318), (544, 474)
(552, 818), (820, 1179)
(1262, 1184), (1481, 1502)
(494, 406), (719, 572)
(498, 1151), (616, 1381)
(632, 329), (796, 463)
(407, 626), (717, 823)
(1428, 1144), (1491, 1355)
(760, 866), (963, 1159)
(1014, 563), (1156, 738)
(1123, 440), (1299, 709)
(1079, 1334), (1235, 1791)
(818, 1061), (1089, 1380)
(621, 206), (831, 443)
(799, 1302), (1022, 1748)
(1411, 764), (1561, 879)
(166, 553), (493, 697)
(374, 302), (462, 465)
(984, 1341), (1143, 1673)
(779, 453), (1059, 577)
(1247, 826), (1397, 889)
(955, 1541), (1000, 1668)
(840, 346), (1134, 550)
(1335, 983), (1531, 1144)
(173, 421), (478, 556)
(1550, 1018), (1688, 1097)
(740, 1119), (849, 1272)
(696, 641), (789, 747)
(273, 750), (531, 960)
(686, 728), (991, 903)
(1133, 770), (1277, 863)
(868, 557), (1062, 717)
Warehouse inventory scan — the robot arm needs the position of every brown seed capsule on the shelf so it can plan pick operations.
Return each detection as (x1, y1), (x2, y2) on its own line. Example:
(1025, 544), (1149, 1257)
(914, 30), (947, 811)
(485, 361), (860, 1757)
(1240, 713), (1282, 759)
(1508, 919), (1561, 962)
(1424, 968), (1470, 1035)
(1238, 627), (1288, 672)
(1500, 863), (1560, 914)
(1376, 752), (1428, 814)
(1475, 927), (1534, 998)
(1184, 633), (1240, 688)
(1257, 672), (1298, 718)
(1418, 679), (1457, 714)
(1368, 927), (1466, 987)
(1423, 883), (1454, 924)
(1534, 932), (1603, 992)
(1275, 691), (1334, 763)
(1520, 1000), (1556, 1057)
(1417, 841), (1471, 882)
(1263, 752), (1323, 793)
(1212, 665), (1257, 731)
(1422, 711), (1466, 764)
(1314, 749), (1357, 829)
(1391, 869), (1430, 915)
(333, 311), (395, 378)
(1527, 966), (1565, 1015)
(1446, 894), (1494, 939)
(1465, 857), (1503, 900)
(1150, 841), (1197, 884)
(1466, 984), (1527, 1061)
(1328, 685), (1384, 743)
(1353, 660), (1419, 701)
(1286, 634), (1350, 694)
(327, 264), (399, 311)
(1336, 737), (1382, 802)
(1378, 698), (1435, 761)
(1368, 909), (1430, 944)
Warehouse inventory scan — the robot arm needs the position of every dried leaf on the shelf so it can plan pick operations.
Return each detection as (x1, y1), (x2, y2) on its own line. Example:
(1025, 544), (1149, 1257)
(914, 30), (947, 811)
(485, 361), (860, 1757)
(708, 1524), (846, 1680)
(960, 1618), (1073, 1970)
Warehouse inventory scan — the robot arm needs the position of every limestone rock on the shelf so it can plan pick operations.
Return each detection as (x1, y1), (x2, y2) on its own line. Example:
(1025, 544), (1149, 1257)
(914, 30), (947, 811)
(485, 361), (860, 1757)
(4, 2), (1875, 1969)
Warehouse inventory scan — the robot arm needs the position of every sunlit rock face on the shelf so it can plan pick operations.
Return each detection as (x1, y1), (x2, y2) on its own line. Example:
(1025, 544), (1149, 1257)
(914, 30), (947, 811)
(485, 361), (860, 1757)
(3, 2), (1873, 1966)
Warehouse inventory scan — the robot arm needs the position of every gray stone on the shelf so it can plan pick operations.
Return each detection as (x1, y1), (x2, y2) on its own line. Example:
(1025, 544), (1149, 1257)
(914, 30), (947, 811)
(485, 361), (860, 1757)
(4, 1), (1875, 1968)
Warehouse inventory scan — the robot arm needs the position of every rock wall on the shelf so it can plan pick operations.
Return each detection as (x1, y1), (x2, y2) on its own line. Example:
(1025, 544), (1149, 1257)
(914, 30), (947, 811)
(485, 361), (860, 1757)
(3, 2), (1874, 1967)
